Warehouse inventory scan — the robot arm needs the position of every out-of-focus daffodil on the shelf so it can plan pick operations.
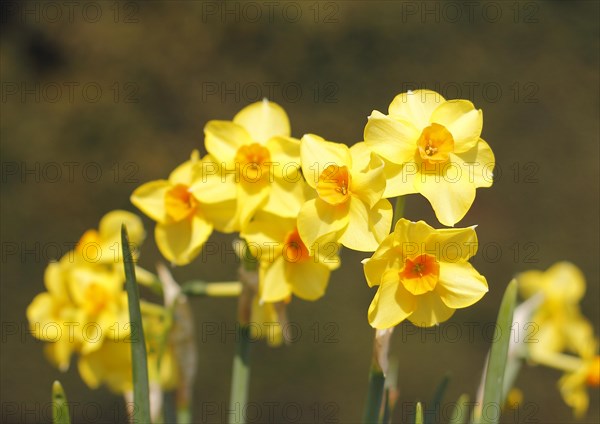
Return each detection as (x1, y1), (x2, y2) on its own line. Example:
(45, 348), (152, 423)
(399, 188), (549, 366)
(249, 296), (285, 347)
(517, 262), (599, 417)
(298, 135), (392, 252)
(195, 99), (307, 230)
(131, 150), (235, 265)
(78, 301), (180, 394)
(364, 219), (487, 328)
(26, 211), (145, 370)
(242, 212), (340, 303)
(364, 90), (495, 226)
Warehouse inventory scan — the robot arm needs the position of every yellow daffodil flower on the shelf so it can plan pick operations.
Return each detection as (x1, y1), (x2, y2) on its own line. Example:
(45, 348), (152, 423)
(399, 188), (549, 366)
(195, 99), (306, 230)
(364, 219), (488, 328)
(364, 90), (495, 226)
(518, 262), (591, 356)
(298, 135), (392, 252)
(241, 212), (340, 303)
(131, 150), (235, 266)
(249, 297), (285, 347)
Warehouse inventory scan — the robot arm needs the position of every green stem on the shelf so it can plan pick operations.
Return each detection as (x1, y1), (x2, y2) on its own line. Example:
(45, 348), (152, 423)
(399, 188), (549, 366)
(363, 362), (386, 424)
(228, 325), (252, 424)
(392, 196), (406, 227)
(52, 381), (71, 424)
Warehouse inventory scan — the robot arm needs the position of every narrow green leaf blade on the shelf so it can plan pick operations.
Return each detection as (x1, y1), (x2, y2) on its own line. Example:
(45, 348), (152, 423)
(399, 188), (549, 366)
(52, 381), (70, 424)
(415, 402), (423, 424)
(122, 224), (151, 424)
(362, 368), (385, 424)
(449, 394), (469, 424)
(480, 279), (518, 424)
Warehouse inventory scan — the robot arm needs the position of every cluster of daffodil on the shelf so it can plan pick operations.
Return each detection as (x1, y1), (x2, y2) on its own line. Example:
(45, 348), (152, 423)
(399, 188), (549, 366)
(515, 262), (600, 417)
(26, 211), (179, 399)
(26, 90), (598, 423)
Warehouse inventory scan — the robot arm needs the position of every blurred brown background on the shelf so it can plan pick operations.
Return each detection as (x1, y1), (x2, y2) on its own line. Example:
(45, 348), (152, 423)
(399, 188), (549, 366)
(1, 1), (598, 423)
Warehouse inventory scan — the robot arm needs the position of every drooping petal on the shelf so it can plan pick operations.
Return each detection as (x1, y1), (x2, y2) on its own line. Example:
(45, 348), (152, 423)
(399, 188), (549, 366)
(300, 134), (351, 189)
(233, 100), (291, 143)
(297, 198), (349, 250)
(364, 111), (420, 164)
(286, 261), (330, 301)
(388, 90), (445, 129)
(436, 261), (488, 308)
(368, 269), (416, 329)
(130, 180), (171, 224)
(260, 257), (292, 303)
(204, 121), (253, 165)
(453, 138), (495, 188)
(430, 100), (482, 153)
(155, 215), (212, 266)
(414, 158), (477, 226)
(408, 292), (455, 327)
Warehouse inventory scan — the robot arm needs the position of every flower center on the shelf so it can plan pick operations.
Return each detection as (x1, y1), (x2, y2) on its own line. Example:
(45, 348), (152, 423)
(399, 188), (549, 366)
(316, 165), (351, 205)
(417, 123), (454, 164)
(83, 282), (110, 315)
(165, 184), (197, 221)
(283, 228), (310, 263)
(234, 143), (272, 183)
(399, 254), (439, 295)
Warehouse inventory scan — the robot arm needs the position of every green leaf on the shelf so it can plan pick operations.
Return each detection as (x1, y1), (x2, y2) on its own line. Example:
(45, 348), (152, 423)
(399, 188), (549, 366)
(121, 225), (151, 424)
(449, 394), (469, 424)
(362, 367), (385, 424)
(415, 402), (423, 424)
(479, 279), (517, 424)
(52, 381), (70, 424)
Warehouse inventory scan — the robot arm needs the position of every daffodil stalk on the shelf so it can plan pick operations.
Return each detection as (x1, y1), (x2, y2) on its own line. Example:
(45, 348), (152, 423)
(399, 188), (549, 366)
(363, 196), (405, 423)
(228, 241), (258, 424)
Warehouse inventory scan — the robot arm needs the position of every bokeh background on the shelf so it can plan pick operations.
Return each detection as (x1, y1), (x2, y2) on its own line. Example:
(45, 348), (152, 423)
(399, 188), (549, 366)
(1, 1), (599, 423)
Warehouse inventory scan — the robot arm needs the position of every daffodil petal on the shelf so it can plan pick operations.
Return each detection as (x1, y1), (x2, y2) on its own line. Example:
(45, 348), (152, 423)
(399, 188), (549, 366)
(453, 138), (495, 188)
(408, 292), (455, 327)
(204, 120), (253, 164)
(98, 210), (145, 253)
(368, 269), (416, 329)
(241, 212), (294, 251)
(339, 197), (390, 252)
(297, 198), (349, 250)
(415, 159), (476, 226)
(424, 226), (478, 261)
(350, 152), (386, 209)
(260, 257), (292, 302)
(262, 177), (310, 218)
(131, 180), (171, 224)
(169, 151), (200, 185)
(544, 262), (586, 303)
(388, 90), (446, 129)
(155, 215), (212, 265)
(381, 157), (419, 198)
(436, 261), (488, 308)
(287, 261), (330, 301)
(300, 134), (351, 189)
(233, 100), (291, 142)
(201, 199), (238, 233)
(236, 182), (271, 230)
(430, 100), (482, 153)
(364, 111), (419, 164)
